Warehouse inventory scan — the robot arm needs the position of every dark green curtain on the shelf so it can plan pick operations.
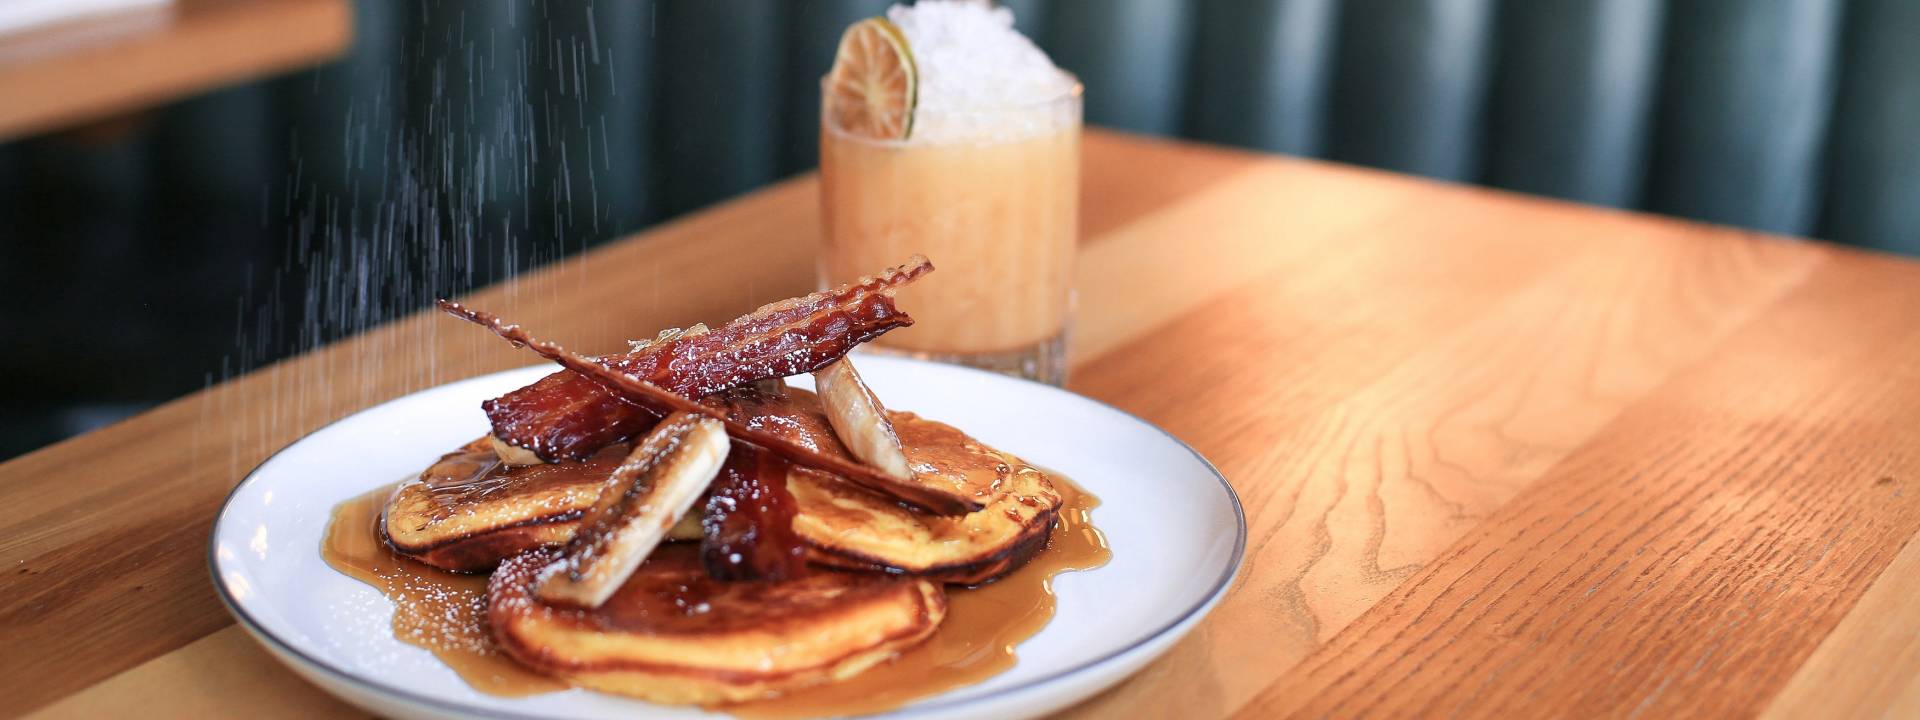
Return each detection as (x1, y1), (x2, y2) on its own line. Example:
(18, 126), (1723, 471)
(257, 0), (1920, 253)
(10, 0), (1919, 254)
(3, 0), (1919, 459)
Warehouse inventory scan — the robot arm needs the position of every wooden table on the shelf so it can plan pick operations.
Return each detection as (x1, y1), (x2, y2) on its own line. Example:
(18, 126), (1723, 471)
(8, 131), (1920, 718)
(0, 0), (350, 140)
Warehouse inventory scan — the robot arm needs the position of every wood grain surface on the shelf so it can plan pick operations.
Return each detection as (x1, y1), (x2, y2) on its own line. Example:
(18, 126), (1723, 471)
(0, 0), (350, 140)
(6, 131), (1919, 718)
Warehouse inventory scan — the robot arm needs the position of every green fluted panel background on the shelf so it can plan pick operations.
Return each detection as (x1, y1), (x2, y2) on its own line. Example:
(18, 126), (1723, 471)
(1645, 0), (1845, 236)
(1821, 0), (1920, 254)
(1326, 0), (1498, 181)
(1186, 0), (1339, 156)
(653, 1), (786, 217)
(1041, 0), (1195, 135)
(10, 0), (1920, 260)
(546, 1), (655, 239)
(1484, 0), (1664, 208)
(277, 0), (406, 213)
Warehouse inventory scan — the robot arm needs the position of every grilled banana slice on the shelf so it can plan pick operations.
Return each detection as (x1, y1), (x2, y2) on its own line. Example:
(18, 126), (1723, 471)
(535, 412), (728, 608)
(812, 358), (913, 482)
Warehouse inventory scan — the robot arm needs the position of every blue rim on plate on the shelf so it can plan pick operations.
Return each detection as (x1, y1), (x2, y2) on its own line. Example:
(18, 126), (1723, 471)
(208, 360), (1247, 719)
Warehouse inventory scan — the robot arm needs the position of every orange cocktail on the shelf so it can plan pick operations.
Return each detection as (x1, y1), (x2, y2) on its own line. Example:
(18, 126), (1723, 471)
(818, 3), (1081, 384)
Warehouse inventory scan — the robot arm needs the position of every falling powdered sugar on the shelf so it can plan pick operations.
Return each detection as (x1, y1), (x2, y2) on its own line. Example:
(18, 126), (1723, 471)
(884, 0), (1077, 145)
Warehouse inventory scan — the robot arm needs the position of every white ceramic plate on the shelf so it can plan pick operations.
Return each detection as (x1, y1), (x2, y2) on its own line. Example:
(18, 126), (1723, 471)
(210, 356), (1244, 719)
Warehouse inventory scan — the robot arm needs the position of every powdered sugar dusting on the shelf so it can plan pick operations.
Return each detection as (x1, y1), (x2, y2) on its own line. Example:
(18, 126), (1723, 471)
(885, 0), (1077, 144)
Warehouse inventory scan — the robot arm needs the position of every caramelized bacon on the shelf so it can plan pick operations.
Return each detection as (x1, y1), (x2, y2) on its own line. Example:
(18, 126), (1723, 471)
(702, 380), (856, 464)
(436, 298), (977, 515)
(480, 257), (933, 461)
(484, 369), (658, 464)
(701, 446), (807, 582)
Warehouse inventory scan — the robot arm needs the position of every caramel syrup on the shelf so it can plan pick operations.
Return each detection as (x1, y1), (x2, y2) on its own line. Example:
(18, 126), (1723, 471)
(321, 474), (1110, 715)
(322, 486), (565, 695)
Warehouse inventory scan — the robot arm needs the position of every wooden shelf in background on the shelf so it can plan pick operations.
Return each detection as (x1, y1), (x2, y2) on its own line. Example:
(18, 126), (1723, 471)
(0, 0), (350, 141)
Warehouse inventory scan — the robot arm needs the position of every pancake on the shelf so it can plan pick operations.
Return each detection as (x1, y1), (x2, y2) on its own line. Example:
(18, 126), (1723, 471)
(489, 545), (946, 704)
(790, 412), (1062, 585)
(383, 438), (701, 572)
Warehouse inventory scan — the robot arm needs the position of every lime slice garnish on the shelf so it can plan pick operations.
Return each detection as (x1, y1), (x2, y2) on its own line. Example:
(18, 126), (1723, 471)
(825, 17), (917, 140)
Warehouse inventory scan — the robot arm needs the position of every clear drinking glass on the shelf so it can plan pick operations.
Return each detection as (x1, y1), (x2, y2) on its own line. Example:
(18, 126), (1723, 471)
(818, 78), (1083, 386)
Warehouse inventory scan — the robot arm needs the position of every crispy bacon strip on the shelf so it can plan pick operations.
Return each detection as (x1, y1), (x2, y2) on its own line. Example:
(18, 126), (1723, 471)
(481, 256), (933, 461)
(701, 446), (808, 582)
(437, 298), (976, 515)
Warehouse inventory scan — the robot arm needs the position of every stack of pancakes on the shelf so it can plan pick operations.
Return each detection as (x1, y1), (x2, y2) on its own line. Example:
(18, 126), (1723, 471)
(380, 384), (1062, 703)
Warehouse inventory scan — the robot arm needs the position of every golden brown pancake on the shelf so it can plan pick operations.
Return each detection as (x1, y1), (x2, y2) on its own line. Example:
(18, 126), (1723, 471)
(790, 412), (1062, 585)
(383, 438), (701, 572)
(489, 545), (945, 704)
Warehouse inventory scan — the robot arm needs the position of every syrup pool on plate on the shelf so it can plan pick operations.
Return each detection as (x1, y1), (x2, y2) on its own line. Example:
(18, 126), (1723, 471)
(322, 486), (564, 696)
